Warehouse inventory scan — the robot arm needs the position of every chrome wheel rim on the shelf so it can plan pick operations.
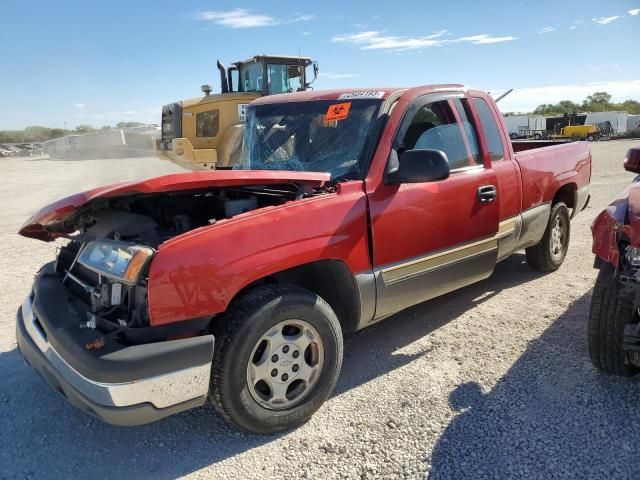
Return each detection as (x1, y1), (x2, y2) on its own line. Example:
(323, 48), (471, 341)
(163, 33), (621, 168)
(247, 320), (324, 410)
(550, 214), (567, 262)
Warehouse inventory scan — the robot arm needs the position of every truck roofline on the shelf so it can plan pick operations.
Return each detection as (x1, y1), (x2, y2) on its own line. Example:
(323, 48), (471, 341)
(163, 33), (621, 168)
(251, 85), (467, 105)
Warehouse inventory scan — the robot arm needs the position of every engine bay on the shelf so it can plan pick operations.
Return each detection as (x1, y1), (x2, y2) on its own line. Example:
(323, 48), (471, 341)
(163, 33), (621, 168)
(69, 183), (328, 248)
(51, 183), (331, 343)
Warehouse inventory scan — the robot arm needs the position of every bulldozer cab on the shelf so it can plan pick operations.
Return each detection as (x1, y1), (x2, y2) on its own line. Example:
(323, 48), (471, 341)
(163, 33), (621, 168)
(157, 54), (318, 171)
(222, 55), (317, 96)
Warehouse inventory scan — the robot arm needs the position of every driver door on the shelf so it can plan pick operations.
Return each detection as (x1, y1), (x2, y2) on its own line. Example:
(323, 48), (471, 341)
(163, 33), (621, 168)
(368, 93), (500, 319)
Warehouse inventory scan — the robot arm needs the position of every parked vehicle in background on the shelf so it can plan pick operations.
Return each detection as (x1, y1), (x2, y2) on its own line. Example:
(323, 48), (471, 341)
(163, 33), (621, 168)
(16, 85), (591, 433)
(0, 144), (20, 156)
(553, 125), (600, 142)
(0, 145), (13, 157)
(589, 147), (640, 376)
(14, 144), (37, 156)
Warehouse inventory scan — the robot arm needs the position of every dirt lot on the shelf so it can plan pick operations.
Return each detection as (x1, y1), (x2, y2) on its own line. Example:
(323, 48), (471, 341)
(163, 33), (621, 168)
(1, 143), (639, 479)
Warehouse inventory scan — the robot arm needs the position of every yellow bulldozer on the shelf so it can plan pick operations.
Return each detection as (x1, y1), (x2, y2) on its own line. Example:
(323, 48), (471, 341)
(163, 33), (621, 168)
(156, 54), (318, 171)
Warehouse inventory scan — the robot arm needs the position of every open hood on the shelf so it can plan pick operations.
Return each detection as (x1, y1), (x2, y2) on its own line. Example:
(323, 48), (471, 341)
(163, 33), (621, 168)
(19, 170), (330, 241)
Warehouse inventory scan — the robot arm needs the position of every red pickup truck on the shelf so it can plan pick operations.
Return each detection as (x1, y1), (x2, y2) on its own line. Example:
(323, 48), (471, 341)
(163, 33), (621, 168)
(16, 86), (591, 433)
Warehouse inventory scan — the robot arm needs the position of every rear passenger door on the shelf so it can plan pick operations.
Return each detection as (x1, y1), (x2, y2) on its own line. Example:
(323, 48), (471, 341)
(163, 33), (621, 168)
(368, 93), (500, 319)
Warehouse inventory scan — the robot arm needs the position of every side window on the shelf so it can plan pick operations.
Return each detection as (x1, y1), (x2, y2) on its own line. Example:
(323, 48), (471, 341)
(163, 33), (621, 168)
(400, 99), (482, 170)
(473, 98), (505, 161)
(196, 110), (219, 137)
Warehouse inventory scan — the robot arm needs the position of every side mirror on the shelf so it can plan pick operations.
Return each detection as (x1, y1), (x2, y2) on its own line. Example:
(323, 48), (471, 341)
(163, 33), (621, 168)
(385, 149), (450, 184)
(624, 148), (640, 174)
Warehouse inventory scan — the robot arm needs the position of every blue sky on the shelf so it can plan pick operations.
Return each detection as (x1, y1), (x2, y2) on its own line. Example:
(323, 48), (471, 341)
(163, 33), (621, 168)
(1, 0), (639, 129)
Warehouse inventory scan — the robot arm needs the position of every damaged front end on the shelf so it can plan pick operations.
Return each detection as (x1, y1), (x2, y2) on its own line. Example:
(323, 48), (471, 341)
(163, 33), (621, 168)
(16, 171), (331, 425)
(20, 171), (331, 340)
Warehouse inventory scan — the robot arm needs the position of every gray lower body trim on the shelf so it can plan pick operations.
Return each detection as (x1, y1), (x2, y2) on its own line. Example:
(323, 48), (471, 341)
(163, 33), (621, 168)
(515, 203), (552, 250)
(18, 296), (212, 411)
(355, 272), (377, 330)
(372, 246), (498, 321)
(497, 216), (523, 262)
(573, 184), (590, 218)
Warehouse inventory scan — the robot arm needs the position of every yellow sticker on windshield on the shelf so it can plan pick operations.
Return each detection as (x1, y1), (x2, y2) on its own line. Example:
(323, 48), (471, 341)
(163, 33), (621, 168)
(325, 102), (351, 122)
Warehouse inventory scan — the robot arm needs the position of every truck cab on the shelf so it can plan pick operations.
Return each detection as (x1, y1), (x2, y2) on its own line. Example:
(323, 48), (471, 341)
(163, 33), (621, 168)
(156, 55), (318, 171)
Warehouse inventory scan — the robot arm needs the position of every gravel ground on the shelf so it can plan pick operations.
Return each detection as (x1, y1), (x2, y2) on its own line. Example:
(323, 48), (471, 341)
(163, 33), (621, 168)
(1, 143), (639, 479)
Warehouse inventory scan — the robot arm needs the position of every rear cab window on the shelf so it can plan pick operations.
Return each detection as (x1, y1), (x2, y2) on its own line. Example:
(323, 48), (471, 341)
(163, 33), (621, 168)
(472, 98), (505, 162)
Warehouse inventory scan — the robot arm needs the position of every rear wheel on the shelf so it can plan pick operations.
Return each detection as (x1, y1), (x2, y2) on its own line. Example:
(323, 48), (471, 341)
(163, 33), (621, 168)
(588, 263), (640, 376)
(209, 285), (343, 434)
(526, 202), (570, 272)
(587, 134), (596, 142)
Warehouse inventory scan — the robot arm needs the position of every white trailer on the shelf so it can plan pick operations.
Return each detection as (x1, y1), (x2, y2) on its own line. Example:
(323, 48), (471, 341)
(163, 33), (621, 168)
(628, 115), (640, 132)
(45, 129), (158, 159)
(584, 111), (629, 134)
(502, 115), (546, 138)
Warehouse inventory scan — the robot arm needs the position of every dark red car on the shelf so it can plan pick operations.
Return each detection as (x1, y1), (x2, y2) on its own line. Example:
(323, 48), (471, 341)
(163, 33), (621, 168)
(16, 86), (591, 433)
(590, 147), (640, 376)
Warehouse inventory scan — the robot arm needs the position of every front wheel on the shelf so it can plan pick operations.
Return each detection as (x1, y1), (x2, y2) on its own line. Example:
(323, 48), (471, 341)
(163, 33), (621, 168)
(209, 285), (343, 434)
(525, 202), (570, 272)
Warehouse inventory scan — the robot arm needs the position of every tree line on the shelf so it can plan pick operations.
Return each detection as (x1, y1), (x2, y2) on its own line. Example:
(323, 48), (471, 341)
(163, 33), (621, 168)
(0, 122), (147, 143)
(524, 92), (640, 117)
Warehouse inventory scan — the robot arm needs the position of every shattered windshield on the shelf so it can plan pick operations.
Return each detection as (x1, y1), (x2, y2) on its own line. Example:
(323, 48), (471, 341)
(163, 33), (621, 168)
(237, 99), (382, 180)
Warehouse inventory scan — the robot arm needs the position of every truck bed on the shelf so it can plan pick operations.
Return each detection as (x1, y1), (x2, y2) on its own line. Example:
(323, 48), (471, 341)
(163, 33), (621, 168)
(513, 140), (591, 211)
(511, 139), (573, 153)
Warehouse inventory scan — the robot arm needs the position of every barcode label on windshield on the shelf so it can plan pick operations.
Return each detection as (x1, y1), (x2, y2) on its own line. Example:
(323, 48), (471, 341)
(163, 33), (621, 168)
(338, 91), (385, 100)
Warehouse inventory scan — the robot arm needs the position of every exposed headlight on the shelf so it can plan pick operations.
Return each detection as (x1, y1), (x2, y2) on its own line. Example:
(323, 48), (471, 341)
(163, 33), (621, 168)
(78, 240), (154, 284)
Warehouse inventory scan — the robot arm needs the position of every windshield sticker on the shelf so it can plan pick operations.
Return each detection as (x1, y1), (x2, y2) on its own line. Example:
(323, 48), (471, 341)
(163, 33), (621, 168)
(338, 91), (385, 100)
(325, 102), (352, 122)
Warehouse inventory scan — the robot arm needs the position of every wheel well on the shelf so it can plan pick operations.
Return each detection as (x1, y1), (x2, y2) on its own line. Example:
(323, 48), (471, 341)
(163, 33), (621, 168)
(553, 183), (576, 210)
(235, 260), (361, 334)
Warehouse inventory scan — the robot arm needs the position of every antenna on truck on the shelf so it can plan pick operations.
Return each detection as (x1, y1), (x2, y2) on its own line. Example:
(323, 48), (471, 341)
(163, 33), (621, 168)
(494, 89), (514, 103)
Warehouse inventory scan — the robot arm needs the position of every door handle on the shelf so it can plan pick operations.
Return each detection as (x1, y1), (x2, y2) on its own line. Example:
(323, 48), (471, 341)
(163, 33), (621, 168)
(477, 185), (497, 203)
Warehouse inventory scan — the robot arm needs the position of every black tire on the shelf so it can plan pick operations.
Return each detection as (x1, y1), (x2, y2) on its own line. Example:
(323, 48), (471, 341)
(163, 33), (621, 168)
(588, 263), (639, 376)
(534, 133), (542, 140)
(209, 284), (343, 434)
(525, 202), (570, 272)
(587, 134), (595, 142)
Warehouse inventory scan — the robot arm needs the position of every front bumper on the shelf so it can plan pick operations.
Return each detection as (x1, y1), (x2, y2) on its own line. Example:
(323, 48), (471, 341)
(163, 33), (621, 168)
(16, 271), (214, 426)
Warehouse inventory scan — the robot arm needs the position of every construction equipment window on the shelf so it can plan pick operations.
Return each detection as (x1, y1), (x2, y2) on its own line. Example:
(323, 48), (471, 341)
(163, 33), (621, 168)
(196, 110), (219, 137)
(267, 64), (302, 94)
(400, 99), (481, 170)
